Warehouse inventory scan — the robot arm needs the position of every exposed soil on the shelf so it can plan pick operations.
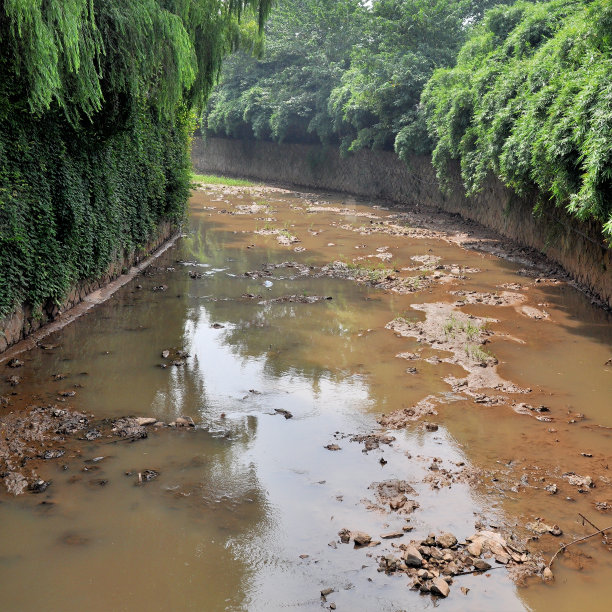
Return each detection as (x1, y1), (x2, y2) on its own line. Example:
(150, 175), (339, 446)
(0, 181), (610, 610)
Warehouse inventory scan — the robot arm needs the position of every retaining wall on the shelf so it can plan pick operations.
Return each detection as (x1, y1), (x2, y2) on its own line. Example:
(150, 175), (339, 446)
(0, 221), (178, 353)
(193, 136), (612, 307)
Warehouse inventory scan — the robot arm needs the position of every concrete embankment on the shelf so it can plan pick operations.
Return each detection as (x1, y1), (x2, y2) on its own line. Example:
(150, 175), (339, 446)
(192, 135), (611, 308)
(0, 221), (179, 355)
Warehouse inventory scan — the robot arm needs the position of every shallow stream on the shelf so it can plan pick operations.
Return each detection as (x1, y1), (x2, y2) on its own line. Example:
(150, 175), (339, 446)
(1, 183), (611, 611)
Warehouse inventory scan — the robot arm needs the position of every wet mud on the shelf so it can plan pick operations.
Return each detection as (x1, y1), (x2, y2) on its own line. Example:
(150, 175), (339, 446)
(0, 181), (611, 611)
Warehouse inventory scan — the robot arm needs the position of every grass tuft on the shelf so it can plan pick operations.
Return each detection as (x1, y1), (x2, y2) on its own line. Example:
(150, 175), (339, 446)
(191, 173), (255, 187)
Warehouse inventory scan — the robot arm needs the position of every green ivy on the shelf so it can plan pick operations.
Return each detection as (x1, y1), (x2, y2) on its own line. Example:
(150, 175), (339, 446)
(0, 0), (272, 318)
(423, 0), (612, 240)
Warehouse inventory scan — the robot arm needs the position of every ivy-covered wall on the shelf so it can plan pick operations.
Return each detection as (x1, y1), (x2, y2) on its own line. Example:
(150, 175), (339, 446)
(0, 0), (272, 349)
(0, 101), (192, 320)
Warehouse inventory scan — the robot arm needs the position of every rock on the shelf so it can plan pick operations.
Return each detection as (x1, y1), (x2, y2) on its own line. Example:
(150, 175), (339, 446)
(7, 358), (23, 368)
(329, 604), (336, 610)
(136, 417), (157, 426)
(29, 480), (51, 493)
(542, 567), (554, 581)
(4, 472), (28, 495)
(545, 483), (558, 494)
(89, 478), (109, 487)
(424, 422), (438, 432)
(84, 429), (101, 441)
(437, 532), (457, 549)
(274, 408), (293, 419)
(430, 577), (450, 598)
(526, 520), (560, 536)
(7, 375), (20, 386)
(338, 528), (351, 543)
(211, 323), (225, 329)
(461, 586), (470, 595)
(353, 531), (372, 547)
(381, 530), (404, 539)
(171, 360), (185, 367)
(466, 541), (482, 557)
(473, 559), (491, 571)
(403, 545), (423, 567)
(161, 350), (170, 359)
(423, 533), (436, 546)
(325, 444), (341, 451)
(41, 449), (65, 460)
(389, 495), (407, 510)
(174, 416), (195, 427)
(138, 470), (159, 483)
(566, 474), (593, 488)
(320, 588), (334, 597)
(112, 417), (147, 439)
(550, 525), (563, 536)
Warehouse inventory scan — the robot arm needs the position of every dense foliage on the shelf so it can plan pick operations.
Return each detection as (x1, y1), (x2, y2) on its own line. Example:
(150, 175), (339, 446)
(0, 0), (272, 317)
(205, 0), (365, 144)
(423, 0), (612, 238)
(204, 0), (506, 154)
(329, 0), (507, 157)
(206, 0), (612, 239)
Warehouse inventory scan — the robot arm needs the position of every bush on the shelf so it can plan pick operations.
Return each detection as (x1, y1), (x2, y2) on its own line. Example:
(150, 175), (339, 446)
(423, 0), (612, 240)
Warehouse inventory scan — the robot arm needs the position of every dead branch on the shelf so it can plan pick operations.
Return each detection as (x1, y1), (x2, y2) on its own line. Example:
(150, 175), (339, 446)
(548, 524), (612, 568)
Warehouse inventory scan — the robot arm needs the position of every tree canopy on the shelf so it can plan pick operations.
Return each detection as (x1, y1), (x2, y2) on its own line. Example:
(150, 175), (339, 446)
(423, 0), (612, 238)
(205, 0), (612, 240)
(0, 0), (273, 123)
(204, 0), (509, 154)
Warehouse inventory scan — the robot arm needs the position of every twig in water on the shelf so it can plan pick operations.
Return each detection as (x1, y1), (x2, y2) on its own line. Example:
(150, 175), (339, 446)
(578, 513), (609, 544)
(548, 524), (612, 568)
(453, 566), (506, 577)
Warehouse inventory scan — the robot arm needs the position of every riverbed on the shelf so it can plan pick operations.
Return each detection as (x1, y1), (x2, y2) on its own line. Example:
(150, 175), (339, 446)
(1, 182), (611, 611)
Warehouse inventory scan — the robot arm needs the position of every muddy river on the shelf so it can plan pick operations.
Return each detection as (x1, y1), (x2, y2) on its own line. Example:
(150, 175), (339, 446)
(1, 182), (611, 611)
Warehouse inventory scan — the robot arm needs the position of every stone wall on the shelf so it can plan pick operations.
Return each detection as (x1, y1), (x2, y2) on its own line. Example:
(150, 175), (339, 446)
(0, 221), (178, 353)
(193, 136), (612, 307)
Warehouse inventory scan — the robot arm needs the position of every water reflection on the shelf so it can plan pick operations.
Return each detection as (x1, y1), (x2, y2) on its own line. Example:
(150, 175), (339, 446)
(7, 186), (611, 610)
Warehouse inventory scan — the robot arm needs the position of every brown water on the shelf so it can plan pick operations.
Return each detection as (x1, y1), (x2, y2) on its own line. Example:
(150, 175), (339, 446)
(1, 184), (611, 611)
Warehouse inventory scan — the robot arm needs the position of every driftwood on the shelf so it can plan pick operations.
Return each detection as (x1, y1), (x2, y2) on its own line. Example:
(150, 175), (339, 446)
(578, 512), (609, 543)
(453, 566), (506, 577)
(548, 523), (612, 568)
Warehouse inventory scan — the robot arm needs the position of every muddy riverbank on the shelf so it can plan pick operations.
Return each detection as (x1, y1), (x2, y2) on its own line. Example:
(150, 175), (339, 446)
(193, 136), (612, 309)
(1, 181), (611, 611)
